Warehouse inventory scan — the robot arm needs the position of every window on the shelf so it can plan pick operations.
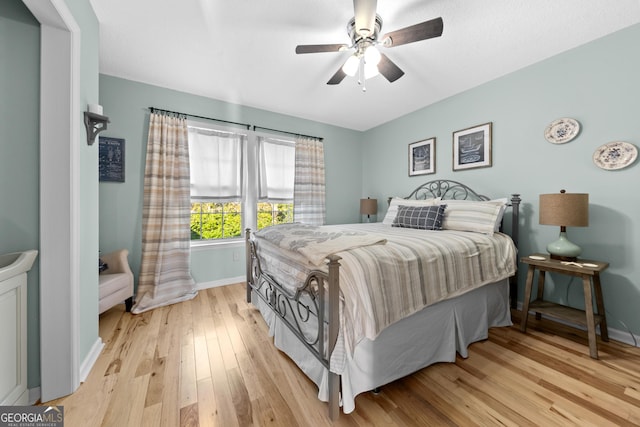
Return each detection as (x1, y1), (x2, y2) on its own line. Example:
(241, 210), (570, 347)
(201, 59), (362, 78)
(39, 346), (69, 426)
(257, 202), (293, 230)
(188, 125), (245, 241)
(257, 137), (295, 230)
(190, 202), (242, 240)
(187, 122), (295, 242)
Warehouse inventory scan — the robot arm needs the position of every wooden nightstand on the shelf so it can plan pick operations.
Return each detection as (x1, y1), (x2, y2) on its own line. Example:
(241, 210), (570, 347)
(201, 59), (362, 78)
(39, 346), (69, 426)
(520, 253), (609, 359)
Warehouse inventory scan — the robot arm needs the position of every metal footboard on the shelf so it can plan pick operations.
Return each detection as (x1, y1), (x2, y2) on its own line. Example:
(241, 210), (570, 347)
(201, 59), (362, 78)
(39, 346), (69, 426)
(245, 229), (341, 420)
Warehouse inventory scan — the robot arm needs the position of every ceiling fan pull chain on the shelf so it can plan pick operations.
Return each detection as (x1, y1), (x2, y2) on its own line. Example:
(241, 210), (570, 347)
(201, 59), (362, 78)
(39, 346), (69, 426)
(359, 56), (366, 91)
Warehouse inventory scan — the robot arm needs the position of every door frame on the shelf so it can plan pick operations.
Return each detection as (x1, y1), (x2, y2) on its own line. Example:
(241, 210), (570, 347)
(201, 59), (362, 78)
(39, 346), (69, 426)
(22, 0), (81, 402)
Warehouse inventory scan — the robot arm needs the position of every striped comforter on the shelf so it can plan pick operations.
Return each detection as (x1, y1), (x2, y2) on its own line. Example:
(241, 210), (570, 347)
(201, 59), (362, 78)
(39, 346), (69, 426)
(253, 223), (517, 364)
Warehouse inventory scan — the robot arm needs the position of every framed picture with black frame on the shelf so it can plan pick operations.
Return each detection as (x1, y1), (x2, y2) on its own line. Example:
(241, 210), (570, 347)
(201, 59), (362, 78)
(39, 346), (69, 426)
(408, 137), (435, 176)
(452, 122), (492, 171)
(99, 136), (125, 182)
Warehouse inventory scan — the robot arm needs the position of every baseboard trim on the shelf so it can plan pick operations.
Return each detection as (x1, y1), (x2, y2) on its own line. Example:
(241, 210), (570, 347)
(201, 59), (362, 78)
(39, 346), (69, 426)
(26, 338), (104, 405)
(196, 276), (245, 291)
(79, 337), (104, 383)
(608, 328), (639, 347)
(28, 387), (41, 405)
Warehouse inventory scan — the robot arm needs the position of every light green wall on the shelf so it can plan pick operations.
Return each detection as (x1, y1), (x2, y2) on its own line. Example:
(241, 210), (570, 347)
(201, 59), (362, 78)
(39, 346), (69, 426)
(0, 0), (40, 388)
(98, 75), (363, 285)
(362, 24), (640, 336)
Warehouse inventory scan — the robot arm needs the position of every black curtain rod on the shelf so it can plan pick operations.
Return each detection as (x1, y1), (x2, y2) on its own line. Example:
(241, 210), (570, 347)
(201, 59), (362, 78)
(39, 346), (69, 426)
(252, 125), (323, 141)
(148, 107), (323, 141)
(149, 107), (251, 130)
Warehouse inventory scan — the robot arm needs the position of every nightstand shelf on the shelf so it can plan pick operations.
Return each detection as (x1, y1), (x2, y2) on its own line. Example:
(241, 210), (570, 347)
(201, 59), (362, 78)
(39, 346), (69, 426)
(520, 253), (609, 359)
(527, 300), (605, 329)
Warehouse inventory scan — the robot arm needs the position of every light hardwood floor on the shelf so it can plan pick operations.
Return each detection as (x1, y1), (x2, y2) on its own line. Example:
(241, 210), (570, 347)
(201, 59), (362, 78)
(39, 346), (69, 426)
(45, 283), (640, 426)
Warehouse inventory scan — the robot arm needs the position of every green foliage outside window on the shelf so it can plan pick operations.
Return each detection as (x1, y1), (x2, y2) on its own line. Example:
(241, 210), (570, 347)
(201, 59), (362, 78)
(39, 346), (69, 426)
(190, 202), (293, 240)
(190, 202), (241, 240)
(257, 202), (293, 230)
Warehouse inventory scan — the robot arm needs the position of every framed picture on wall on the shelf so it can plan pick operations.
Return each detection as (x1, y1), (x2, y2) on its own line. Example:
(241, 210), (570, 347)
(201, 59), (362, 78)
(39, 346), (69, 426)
(408, 137), (436, 176)
(452, 122), (492, 171)
(99, 136), (125, 182)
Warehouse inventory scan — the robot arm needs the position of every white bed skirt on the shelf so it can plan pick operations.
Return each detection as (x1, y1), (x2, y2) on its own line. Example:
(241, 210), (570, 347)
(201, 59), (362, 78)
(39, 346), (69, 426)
(252, 278), (512, 414)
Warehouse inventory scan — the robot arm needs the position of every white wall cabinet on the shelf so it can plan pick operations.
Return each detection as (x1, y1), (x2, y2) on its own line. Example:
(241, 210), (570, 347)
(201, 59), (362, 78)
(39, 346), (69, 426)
(0, 250), (37, 406)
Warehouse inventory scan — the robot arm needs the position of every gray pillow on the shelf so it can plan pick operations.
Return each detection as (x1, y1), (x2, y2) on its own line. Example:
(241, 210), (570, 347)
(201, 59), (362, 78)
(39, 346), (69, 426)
(392, 204), (446, 230)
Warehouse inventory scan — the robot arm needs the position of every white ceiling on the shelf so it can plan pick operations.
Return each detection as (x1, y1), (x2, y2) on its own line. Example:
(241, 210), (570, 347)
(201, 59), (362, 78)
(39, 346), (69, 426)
(90, 0), (640, 131)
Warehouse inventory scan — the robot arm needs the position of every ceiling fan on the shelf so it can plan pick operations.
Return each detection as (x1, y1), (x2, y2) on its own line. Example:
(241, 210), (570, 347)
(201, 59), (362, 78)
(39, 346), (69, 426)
(295, 0), (444, 90)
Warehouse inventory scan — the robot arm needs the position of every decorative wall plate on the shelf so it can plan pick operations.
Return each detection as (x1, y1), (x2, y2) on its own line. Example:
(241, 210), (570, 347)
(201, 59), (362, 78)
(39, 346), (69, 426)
(544, 118), (580, 144)
(593, 141), (638, 170)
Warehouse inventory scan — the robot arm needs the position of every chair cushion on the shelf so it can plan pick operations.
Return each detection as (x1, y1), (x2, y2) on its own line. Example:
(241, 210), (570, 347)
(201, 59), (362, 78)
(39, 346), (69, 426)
(99, 273), (132, 298)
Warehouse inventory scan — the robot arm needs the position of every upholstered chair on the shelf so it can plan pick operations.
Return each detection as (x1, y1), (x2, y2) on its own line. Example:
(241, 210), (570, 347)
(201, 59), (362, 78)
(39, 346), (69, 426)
(98, 249), (134, 314)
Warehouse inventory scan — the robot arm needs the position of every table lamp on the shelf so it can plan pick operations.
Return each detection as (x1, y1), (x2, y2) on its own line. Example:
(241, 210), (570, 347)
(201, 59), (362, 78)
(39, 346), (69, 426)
(539, 190), (589, 261)
(360, 197), (378, 223)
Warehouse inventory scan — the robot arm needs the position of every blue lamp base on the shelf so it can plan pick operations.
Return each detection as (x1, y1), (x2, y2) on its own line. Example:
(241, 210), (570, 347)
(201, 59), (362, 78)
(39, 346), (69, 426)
(547, 230), (582, 261)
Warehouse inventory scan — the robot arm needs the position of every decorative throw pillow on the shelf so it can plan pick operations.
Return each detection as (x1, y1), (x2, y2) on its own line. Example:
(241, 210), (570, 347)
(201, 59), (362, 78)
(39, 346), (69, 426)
(392, 204), (446, 230)
(382, 197), (440, 225)
(439, 198), (507, 235)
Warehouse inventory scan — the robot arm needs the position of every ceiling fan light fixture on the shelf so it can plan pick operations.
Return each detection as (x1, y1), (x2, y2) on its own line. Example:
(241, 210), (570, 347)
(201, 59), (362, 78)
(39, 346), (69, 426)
(342, 54), (360, 76)
(364, 45), (381, 65)
(364, 61), (379, 79)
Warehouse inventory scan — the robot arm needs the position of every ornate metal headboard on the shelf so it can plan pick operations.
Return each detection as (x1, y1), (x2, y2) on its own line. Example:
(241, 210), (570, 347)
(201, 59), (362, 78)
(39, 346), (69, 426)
(389, 179), (490, 203)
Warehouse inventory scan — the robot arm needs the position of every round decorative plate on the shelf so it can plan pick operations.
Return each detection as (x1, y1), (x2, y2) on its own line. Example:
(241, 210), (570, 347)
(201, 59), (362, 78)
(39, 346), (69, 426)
(593, 141), (638, 170)
(544, 118), (580, 144)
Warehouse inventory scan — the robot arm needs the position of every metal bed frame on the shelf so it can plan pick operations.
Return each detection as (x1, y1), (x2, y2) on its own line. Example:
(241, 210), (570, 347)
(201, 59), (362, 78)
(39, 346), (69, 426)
(245, 179), (521, 420)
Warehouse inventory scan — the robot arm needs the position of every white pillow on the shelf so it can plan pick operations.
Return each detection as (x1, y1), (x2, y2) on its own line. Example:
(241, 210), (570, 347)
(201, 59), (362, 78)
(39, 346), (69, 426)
(439, 198), (508, 235)
(493, 199), (508, 231)
(382, 197), (440, 225)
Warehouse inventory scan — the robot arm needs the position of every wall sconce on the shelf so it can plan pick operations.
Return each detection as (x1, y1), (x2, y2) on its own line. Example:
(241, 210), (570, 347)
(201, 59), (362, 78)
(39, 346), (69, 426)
(360, 197), (378, 223)
(539, 189), (589, 261)
(83, 104), (110, 145)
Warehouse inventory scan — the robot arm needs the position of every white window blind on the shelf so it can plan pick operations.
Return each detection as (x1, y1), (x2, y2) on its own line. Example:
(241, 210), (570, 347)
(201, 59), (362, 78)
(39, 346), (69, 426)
(188, 126), (245, 200)
(258, 136), (295, 202)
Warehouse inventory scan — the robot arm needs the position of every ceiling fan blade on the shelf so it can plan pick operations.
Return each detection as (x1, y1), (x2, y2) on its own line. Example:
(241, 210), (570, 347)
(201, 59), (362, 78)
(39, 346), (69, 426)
(353, 0), (377, 37)
(295, 44), (348, 54)
(378, 53), (404, 83)
(382, 17), (444, 47)
(327, 67), (347, 85)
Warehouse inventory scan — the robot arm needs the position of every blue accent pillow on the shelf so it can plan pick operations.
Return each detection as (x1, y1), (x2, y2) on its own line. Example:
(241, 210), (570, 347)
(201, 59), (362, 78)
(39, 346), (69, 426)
(392, 204), (446, 230)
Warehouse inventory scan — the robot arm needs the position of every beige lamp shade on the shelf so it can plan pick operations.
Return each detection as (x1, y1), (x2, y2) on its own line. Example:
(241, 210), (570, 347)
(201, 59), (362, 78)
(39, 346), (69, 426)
(539, 191), (589, 227)
(360, 198), (378, 216)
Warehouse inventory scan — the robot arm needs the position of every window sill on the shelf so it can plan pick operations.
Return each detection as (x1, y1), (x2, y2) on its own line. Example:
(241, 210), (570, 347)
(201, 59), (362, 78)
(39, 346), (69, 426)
(190, 238), (244, 251)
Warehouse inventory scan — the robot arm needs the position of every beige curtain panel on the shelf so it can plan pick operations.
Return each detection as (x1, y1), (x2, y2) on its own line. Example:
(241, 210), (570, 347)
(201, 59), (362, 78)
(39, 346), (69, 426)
(132, 112), (197, 314)
(293, 137), (326, 225)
